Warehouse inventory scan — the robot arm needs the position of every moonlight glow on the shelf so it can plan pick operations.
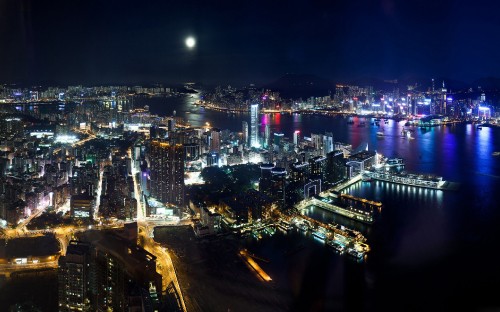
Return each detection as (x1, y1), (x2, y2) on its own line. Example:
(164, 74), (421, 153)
(185, 37), (196, 49)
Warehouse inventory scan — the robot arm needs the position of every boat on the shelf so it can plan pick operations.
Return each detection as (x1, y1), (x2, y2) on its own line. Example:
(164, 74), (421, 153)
(310, 196), (375, 224)
(277, 220), (293, 232)
(346, 247), (365, 260)
(376, 131), (384, 137)
(295, 222), (309, 232)
(401, 129), (414, 139)
(252, 230), (262, 240)
(312, 230), (326, 241)
(327, 240), (345, 253)
(493, 152), (500, 156)
(363, 161), (455, 190)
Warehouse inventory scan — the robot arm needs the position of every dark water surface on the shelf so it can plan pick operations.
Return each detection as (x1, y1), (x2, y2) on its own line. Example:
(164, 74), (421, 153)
(4, 97), (497, 310)
(145, 94), (500, 311)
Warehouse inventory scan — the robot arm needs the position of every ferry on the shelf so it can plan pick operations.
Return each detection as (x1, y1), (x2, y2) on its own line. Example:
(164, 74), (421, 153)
(346, 247), (365, 260)
(363, 160), (456, 190)
(312, 230), (326, 241)
(295, 222), (309, 232)
(401, 129), (414, 139)
(252, 230), (262, 240)
(264, 226), (276, 236)
(327, 240), (345, 253)
(277, 220), (293, 232)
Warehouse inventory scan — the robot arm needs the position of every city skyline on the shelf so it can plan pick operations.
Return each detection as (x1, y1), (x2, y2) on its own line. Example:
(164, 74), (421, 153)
(2, 0), (500, 86)
(2, 1), (500, 311)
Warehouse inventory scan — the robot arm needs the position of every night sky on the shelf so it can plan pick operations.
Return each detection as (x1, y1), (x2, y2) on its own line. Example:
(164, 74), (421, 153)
(1, 0), (500, 86)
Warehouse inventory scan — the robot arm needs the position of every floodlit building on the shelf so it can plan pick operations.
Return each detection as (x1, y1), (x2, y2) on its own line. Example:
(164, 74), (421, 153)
(70, 194), (95, 219)
(58, 241), (93, 312)
(149, 139), (185, 210)
(250, 104), (259, 148)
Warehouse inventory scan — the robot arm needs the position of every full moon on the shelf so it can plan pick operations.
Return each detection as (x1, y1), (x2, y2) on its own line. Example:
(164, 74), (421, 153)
(185, 37), (196, 49)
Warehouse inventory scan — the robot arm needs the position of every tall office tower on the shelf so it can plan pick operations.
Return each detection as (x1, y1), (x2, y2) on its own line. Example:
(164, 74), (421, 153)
(242, 121), (248, 145)
(149, 139), (185, 209)
(441, 81), (447, 115)
(167, 118), (176, 132)
(250, 104), (259, 148)
(309, 155), (327, 182)
(322, 133), (334, 155)
(259, 163), (275, 197)
(264, 124), (271, 148)
(326, 150), (346, 185)
(59, 235), (163, 312)
(271, 167), (287, 209)
(184, 142), (200, 162)
(311, 133), (323, 154)
(293, 130), (300, 146)
(58, 241), (93, 312)
(210, 128), (221, 152)
(273, 132), (284, 152)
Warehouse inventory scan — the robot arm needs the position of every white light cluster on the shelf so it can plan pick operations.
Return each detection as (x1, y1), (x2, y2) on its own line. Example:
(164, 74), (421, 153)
(54, 135), (78, 144)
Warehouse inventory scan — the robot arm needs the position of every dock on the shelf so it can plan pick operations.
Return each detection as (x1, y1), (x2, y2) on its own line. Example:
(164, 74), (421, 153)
(296, 195), (375, 224)
(239, 249), (272, 282)
(331, 174), (362, 192)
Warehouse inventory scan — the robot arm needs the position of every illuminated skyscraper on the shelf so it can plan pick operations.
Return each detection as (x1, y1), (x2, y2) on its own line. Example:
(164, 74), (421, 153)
(264, 124), (270, 148)
(58, 241), (92, 312)
(293, 130), (300, 146)
(242, 121), (248, 145)
(322, 132), (333, 155)
(210, 128), (221, 153)
(149, 139), (185, 209)
(250, 104), (259, 148)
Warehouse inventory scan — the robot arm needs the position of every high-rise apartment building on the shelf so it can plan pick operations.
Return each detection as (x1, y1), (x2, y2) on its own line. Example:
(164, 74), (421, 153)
(149, 139), (185, 209)
(58, 233), (162, 312)
(58, 241), (92, 312)
(242, 121), (248, 145)
(210, 128), (221, 153)
(264, 124), (270, 148)
(250, 104), (259, 148)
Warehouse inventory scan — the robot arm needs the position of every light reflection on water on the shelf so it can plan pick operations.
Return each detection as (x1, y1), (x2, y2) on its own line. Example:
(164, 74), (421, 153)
(143, 95), (500, 310)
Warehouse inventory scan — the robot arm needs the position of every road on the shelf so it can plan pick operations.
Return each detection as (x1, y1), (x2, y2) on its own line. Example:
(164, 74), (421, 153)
(1, 139), (188, 312)
(127, 147), (187, 311)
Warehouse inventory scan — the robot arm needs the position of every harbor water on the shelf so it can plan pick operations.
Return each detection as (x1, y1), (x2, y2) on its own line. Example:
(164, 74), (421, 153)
(143, 94), (500, 310)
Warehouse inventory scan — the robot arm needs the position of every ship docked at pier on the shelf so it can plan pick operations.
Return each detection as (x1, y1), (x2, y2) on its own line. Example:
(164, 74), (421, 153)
(363, 158), (458, 190)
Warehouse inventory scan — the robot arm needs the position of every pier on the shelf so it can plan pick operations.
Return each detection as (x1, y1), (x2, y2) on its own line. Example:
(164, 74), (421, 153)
(331, 174), (362, 192)
(238, 249), (272, 282)
(338, 193), (383, 212)
(297, 214), (367, 244)
(296, 195), (375, 224)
